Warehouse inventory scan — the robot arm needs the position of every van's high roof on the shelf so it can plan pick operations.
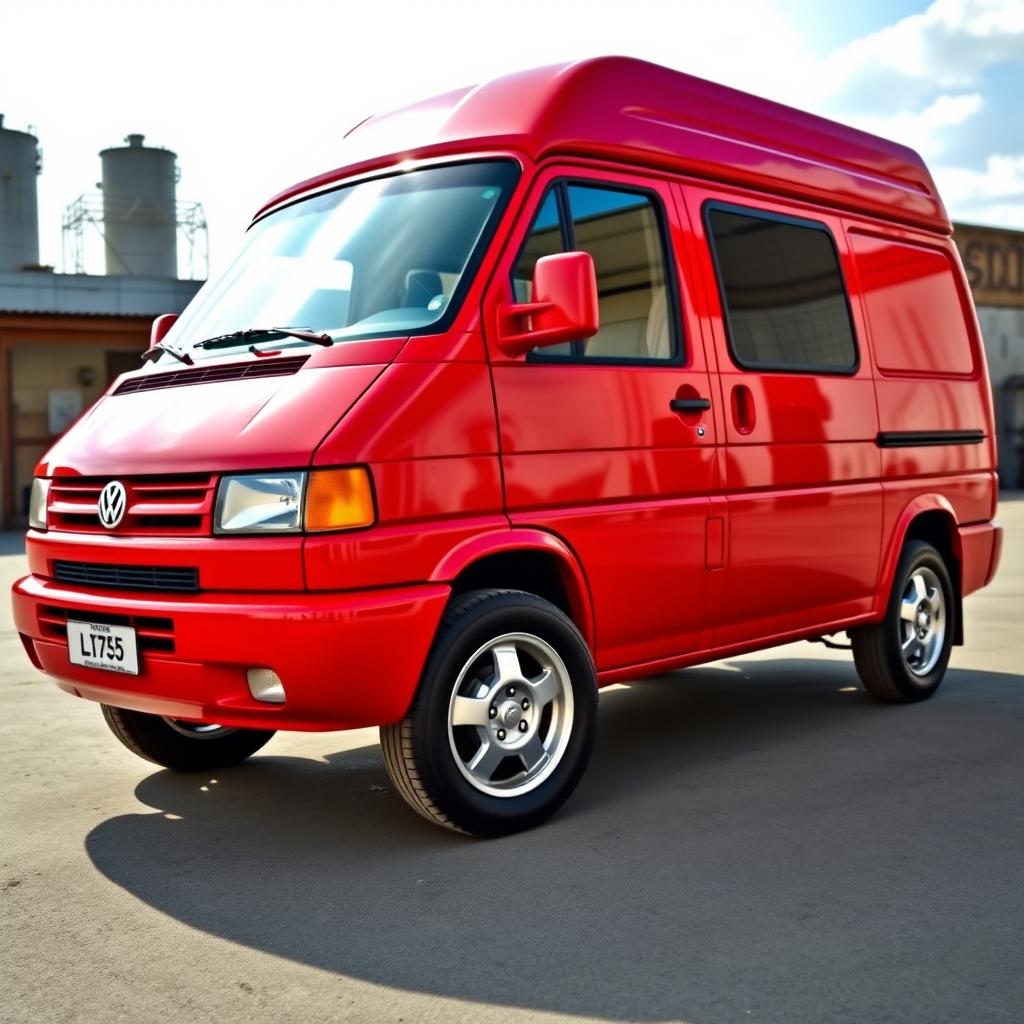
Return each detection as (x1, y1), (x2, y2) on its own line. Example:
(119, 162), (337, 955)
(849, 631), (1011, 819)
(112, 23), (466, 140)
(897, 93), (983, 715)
(257, 56), (949, 234)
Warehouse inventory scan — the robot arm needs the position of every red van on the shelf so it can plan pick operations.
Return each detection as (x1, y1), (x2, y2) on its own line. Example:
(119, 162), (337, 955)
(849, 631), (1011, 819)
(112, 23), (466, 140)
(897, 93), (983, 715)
(12, 58), (1002, 835)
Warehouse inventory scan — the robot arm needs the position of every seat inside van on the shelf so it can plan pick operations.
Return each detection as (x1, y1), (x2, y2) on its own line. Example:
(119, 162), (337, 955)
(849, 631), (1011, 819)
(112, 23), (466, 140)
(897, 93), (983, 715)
(584, 285), (670, 359)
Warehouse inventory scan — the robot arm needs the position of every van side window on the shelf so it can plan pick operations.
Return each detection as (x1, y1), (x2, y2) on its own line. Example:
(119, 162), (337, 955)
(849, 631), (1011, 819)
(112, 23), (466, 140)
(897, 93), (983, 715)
(706, 205), (858, 373)
(511, 181), (680, 363)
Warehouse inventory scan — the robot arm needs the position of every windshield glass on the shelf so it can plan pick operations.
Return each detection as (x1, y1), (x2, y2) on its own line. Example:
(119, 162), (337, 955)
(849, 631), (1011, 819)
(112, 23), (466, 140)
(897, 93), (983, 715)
(163, 160), (519, 358)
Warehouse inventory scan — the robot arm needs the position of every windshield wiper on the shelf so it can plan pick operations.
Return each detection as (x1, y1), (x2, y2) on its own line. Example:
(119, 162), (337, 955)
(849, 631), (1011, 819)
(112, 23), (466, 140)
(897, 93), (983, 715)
(141, 343), (194, 366)
(194, 327), (334, 351)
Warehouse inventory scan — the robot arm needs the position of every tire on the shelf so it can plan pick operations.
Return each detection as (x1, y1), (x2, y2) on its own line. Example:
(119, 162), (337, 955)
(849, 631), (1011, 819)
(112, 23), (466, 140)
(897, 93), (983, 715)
(101, 705), (275, 771)
(851, 540), (956, 703)
(381, 589), (597, 837)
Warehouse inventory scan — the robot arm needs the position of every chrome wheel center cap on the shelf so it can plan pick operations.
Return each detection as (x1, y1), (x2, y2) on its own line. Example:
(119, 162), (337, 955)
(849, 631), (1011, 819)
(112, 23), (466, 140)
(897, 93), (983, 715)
(498, 701), (522, 729)
(916, 602), (932, 632)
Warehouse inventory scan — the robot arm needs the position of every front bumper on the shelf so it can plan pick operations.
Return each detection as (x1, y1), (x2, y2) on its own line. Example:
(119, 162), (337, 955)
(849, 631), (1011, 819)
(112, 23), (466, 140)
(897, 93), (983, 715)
(12, 574), (449, 731)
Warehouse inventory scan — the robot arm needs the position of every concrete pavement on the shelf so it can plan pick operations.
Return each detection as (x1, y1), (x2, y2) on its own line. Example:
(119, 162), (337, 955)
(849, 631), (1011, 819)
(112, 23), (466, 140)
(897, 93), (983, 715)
(2, 500), (1022, 1024)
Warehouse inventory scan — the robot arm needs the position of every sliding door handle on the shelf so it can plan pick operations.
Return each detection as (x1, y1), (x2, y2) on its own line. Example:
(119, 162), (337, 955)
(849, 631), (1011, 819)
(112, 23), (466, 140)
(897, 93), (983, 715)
(669, 397), (711, 413)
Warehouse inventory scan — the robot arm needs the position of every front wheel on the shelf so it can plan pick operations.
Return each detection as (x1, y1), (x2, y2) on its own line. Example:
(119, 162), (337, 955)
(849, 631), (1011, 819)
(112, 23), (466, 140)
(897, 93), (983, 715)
(381, 589), (597, 836)
(101, 705), (275, 771)
(851, 540), (955, 703)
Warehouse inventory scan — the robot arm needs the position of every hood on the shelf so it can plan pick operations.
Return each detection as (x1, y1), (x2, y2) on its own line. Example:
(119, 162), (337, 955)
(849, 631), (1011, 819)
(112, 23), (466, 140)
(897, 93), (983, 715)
(39, 359), (389, 479)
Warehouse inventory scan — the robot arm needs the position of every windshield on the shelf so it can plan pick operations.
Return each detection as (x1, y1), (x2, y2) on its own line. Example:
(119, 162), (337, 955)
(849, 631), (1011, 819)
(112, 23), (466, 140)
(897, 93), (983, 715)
(163, 160), (519, 359)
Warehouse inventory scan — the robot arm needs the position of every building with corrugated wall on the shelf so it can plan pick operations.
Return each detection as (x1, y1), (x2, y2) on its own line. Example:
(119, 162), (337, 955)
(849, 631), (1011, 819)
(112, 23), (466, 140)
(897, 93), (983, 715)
(0, 274), (201, 526)
(952, 222), (1024, 488)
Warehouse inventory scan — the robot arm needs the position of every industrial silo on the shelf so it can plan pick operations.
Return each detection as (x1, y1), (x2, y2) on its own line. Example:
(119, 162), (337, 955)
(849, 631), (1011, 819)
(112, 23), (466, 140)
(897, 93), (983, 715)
(0, 115), (41, 271)
(100, 133), (178, 277)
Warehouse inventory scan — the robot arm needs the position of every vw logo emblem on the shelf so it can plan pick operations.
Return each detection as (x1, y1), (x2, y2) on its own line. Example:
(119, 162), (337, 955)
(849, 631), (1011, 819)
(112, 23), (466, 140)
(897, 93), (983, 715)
(97, 481), (127, 529)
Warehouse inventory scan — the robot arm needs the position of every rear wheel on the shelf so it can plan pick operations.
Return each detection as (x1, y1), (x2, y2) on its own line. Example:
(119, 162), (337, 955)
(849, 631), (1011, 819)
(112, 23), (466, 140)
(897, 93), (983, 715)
(381, 589), (597, 836)
(851, 540), (955, 703)
(101, 705), (275, 771)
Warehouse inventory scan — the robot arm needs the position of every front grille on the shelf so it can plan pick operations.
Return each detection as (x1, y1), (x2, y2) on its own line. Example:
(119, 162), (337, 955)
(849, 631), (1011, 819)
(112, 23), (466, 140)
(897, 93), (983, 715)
(113, 355), (309, 395)
(47, 474), (216, 536)
(53, 560), (199, 594)
(39, 605), (176, 653)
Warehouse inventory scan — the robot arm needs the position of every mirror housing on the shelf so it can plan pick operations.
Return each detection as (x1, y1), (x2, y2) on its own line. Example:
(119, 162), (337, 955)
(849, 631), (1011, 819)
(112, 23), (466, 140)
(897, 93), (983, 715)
(150, 313), (178, 348)
(498, 251), (599, 357)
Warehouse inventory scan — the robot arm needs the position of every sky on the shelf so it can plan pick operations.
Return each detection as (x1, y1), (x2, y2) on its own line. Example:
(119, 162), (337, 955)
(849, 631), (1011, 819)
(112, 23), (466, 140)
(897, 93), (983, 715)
(3, 0), (1023, 276)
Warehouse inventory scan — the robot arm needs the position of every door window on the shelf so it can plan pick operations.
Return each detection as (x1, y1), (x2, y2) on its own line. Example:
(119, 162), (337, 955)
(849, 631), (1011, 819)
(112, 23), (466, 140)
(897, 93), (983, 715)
(705, 204), (858, 373)
(511, 181), (680, 362)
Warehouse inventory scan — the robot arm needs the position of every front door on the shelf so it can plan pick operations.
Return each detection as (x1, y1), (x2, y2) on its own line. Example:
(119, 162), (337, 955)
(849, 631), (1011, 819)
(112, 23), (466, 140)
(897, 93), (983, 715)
(483, 165), (719, 672)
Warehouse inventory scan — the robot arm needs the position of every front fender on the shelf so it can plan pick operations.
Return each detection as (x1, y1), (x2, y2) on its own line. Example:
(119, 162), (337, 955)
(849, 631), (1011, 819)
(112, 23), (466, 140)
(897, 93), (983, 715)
(430, 528), (595, 648)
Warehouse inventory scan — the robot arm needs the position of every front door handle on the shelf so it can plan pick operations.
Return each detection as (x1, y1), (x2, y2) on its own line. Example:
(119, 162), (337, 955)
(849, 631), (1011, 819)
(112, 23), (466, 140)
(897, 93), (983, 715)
(669, 397), (711, 413)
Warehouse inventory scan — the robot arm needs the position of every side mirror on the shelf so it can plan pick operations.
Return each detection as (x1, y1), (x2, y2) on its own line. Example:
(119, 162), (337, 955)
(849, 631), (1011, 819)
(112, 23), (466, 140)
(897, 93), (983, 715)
(498, 251), (599, 357)
(150, 313), (178, 348)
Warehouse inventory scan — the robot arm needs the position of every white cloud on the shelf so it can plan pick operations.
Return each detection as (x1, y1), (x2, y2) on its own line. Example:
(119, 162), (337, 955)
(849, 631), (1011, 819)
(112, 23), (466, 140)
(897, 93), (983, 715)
(843, 92), (984, 159)
(809, 0), (1024, 225)
(826, 0), (1024, 94)
(935, 155), (1024, 228)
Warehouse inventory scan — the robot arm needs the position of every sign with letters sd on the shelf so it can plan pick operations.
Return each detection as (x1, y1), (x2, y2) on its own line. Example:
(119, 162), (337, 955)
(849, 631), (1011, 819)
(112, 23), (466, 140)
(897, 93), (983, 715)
(954, 223), (1024, 309)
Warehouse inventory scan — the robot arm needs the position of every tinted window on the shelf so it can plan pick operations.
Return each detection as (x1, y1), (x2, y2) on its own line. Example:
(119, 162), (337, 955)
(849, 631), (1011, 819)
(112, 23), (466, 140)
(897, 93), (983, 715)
(512, 182), (678, 362)
(707, 207), (857, 372)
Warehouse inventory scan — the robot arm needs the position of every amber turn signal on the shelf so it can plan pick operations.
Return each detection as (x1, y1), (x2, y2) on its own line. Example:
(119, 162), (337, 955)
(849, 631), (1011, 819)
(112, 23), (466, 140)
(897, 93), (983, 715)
(305, 468), (375, 532)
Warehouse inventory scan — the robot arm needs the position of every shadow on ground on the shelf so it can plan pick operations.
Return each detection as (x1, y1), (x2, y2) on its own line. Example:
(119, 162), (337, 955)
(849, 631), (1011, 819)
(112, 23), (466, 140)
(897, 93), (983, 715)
(86, 658), (1024, 1023)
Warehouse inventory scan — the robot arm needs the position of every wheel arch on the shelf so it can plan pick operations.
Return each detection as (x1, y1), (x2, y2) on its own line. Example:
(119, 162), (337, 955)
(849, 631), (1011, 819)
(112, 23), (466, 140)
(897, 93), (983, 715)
(430, 529), (595, 649)
(878, 495), (964, 644)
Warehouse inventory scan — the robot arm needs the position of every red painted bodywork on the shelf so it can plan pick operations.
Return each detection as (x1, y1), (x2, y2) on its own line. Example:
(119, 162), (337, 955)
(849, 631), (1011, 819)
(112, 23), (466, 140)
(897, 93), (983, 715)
(12, 57), (1000, 731)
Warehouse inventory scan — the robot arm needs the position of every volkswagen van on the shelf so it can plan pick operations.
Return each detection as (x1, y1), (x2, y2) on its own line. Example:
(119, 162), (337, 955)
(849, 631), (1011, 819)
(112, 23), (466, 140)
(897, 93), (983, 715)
(11, 57), (1002, 835)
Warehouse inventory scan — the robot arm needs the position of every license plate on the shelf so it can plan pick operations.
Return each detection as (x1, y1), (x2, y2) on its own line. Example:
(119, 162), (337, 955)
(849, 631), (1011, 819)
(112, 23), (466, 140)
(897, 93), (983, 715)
(67, 621), (139, 675)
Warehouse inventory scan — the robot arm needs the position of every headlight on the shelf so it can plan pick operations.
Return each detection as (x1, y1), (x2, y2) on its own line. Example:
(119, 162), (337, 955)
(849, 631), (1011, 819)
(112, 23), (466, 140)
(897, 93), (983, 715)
(28, 478), (50, 531)
(215, 473), (305, 533)
(214, 468), (375, 534)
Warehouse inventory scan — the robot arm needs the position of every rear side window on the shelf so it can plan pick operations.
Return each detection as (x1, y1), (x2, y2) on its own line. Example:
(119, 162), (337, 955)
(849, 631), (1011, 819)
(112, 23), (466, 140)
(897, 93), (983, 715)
(706, 204), (858, 373)
(511, 181), (679, 362)
(849, 232), (974, 376)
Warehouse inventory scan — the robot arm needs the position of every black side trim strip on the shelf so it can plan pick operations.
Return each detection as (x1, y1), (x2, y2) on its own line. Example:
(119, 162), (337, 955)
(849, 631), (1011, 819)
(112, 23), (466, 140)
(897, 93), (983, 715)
(876, 430), (985, 448)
